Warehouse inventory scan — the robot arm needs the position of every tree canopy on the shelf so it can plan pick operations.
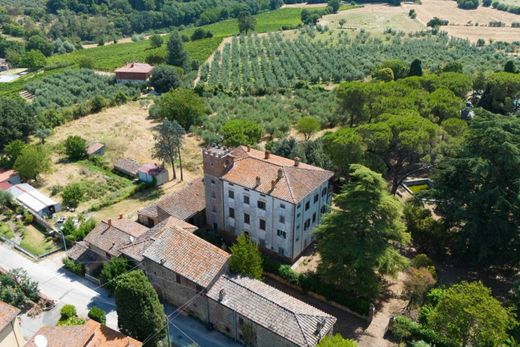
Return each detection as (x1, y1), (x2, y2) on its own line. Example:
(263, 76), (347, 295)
(0, 97), (34, 151)
(222, 119), (264, 147)
(150, 65), (180, 94)
(64, 135), (87, 161)
(152, 119), (185, 181)
(315, 164), (409, 299)
(150, 88), (205, 130)
(317, 334), (357, 347)
(229, 234), (263, 279)
(296, 116), (320, 141)
(167, 31), (187, 67)
(115, 270), (167, 347)
(14, 145), (51, 181)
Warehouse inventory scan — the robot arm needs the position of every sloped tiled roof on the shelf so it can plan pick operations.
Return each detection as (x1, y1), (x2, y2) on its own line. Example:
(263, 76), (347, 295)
(87, 142), (104, 155)
(115, 62), (152, 74)
(139, 178), (205, 221)
(207, 275), (336, 347)
(25, 319), (142, 347)
(222, 146), (333, 204)
(143, 222), (229, 288)
(83, 218), (149, 257)
(0, 301), (20, 332)
(113, 158), (140, 177)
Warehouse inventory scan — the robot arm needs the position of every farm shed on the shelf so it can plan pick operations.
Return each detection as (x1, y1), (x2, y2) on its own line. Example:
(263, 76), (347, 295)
(86, 142), (105, 156)
(113, 158), (140, 177)
(115, 62), (152, 82)
(7, 183), (61, 217)
(0, 169), (21, 191)
(138, 164), (169, 186)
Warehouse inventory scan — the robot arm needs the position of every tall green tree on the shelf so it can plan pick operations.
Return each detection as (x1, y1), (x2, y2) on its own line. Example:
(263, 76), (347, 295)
(238, 12), (256, 34)
(322, 127), (365, 177)
(357, 113), (439, 194)
(149, 65), (180, 94)
(317, 334), (357, 347)
(335, 82), (374, 127)
(115, 270), (167, 347)
(409, 58), (423, 76)
(152, 119), (186, 181)
(229, 234), (263, 279)
(100, 257), (130, 294)
(296, 116), (320, 141)
(431, 111), (520, 265)
(504, 60), (517, 73)
(166, 31), (187, 67)
(429, 281), (516, 347)
(478, 72), (520, 115)
(222, 119), (264, 147)
(64, 135), (87, 161)
(2, 140), (26, 168)
(150, 88), (205, 130)
(14, 145), (51, 181)
(149, 34), (163, 49)
(0, 97), (34, 151)
(315, 165), (409, 299)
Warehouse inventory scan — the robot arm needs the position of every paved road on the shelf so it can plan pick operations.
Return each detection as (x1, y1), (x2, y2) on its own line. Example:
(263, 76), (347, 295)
(0, 243), (240, 347)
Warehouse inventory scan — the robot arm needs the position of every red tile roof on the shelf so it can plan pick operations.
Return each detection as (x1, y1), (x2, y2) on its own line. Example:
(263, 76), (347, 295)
(115, 63), (152, 74)
(222, 146), (333, 204)
(0, 181), (12, 191)
(25, 319), (142, 347)
(87, 142), (104, 155)
(0, 169), (17, 183)
(138, 164), (166, 177)
(0, 301), (20, 332)
(143, 222), (229, 288)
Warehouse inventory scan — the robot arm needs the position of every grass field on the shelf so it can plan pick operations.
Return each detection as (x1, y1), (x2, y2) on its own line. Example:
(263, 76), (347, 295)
(19, 224), (60, 256)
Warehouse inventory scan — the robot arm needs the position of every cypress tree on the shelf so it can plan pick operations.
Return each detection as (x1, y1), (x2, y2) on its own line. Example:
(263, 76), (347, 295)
(167, 31), (187, 67)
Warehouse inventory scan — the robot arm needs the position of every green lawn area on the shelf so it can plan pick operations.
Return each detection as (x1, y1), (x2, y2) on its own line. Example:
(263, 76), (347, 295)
(0, 222), (14, 239)
(408, 184), (430, 194)
(19, 224), (60, 256)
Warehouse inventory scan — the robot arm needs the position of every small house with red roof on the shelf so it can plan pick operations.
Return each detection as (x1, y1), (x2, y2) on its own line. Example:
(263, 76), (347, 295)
(138, 164), (169, 186)
(0, 169), (20, 191)
(115, 62), (152, 83)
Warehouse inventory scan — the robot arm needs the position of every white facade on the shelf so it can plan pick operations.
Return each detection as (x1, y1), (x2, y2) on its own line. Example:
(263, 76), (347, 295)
(222, 179), (331, 260)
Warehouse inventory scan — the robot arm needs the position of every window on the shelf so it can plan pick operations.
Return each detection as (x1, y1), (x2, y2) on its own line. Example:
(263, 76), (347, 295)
(244, 188), (249, 192)
(243, 195), (250, 204)
(238, 317), (244, 326)
(297, 212), (301, 219)
(321, 206), (326, 214)
(211, 190), (216, 198)
(244, 213), (250, 224)
(296, 224), (300, 230)
(305, 201), (310, 211)
(297, 203), (301, 208)
(304, 219), (311, 230)
(277, 229), (287, 239)
(314, 194), (319, 203)
(229, 183), (234, 186)
(211, 179), (215, 184)
(257, 200), (266, 210)
(278, 247), (285, 256)
(280, 203), (285, 209)
(295, 232), (300, 242)
(175, 274), (181, 284)
(322, 187), (327, 196)
(229, 208), (235, 218)
(228, 190), (234, 199)
(259, 219), (266, 230)
(312, 213), (316, 223)
(279, 215), (285, 224)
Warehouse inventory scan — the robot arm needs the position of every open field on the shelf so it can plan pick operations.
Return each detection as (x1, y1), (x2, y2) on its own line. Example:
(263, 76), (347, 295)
(41, 101), (204, 220)
(402, 0), (520, 42)
(19, 224), (60, 256)
(320, 4), (425, 33)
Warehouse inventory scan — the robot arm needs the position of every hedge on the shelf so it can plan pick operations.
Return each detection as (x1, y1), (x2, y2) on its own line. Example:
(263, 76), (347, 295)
(391, 315), (455, 347)
(262, 256), (370, 316)
(62, 257), (86, 277)
(88, 306), (106, 324)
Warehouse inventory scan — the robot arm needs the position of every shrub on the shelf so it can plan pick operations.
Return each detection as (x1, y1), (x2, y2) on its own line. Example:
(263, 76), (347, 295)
(64, 135), (87, 161)
(78, 57), (94, 69)
(61, 183), (85, 208)
(411, 254), (434, 268)
(63, 258), (86, 276)
(100, 257), (130, 294)
(60, 304), (77, 320)
(88, 306), (106, 324)
(457, 0), (479, 9)
(391, 315), (453, 346)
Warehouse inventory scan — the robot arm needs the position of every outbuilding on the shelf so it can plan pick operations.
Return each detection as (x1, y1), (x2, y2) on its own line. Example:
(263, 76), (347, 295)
(115, 62), (152, 83)
(7, 183), (61, 217)
(138, 164), (169, 186)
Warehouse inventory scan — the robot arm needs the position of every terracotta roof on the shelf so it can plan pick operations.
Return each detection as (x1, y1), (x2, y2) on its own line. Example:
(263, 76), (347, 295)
(115, 62), (152, 74)
(113, 158), (140, 177)
(0, 301), (20, 332)
(221, 146), (333, 204)
(0, 169), (17, 183)
(143, 223), (229, 288)
(25, 320), (142, 347)
(207, 275), (336, 347)
(83, 218), (149, 257)
(67, 241), (102, 263)
(0, 181), (12, 191)
(139, 178), (205, 221)
(87, 142), (104, 155)
(138, 164), (166, 177)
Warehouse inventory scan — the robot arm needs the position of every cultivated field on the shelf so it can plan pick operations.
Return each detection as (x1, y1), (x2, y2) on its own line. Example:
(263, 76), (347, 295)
(320, 4), (425, 33)
(402, 0), (520, 42)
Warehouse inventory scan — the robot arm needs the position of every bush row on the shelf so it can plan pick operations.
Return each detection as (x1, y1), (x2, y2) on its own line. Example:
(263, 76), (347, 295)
(62, 258), (86, 277)
(263, 257), (370, 316)
(391, 315), (455, 347)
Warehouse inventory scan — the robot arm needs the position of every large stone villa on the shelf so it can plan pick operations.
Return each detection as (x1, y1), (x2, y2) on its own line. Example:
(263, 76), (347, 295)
(67, 145), (337, 347)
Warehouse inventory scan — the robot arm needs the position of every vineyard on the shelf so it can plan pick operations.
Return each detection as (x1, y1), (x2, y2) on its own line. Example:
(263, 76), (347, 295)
(199, 29), (520, 94)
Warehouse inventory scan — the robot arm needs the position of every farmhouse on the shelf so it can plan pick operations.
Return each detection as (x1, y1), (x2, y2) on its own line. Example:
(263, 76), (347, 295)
(138, 178), (206, 227)
(7, 183), (60, 217)
(115, 62), (152, 83)
(25, 319), (142, 347)
(207, 275), (337, 347)
(0, 301), (24, 347)
(113, 157), (140, 177)
(203, 145), (333, 262)
(138, 163), (169, 186)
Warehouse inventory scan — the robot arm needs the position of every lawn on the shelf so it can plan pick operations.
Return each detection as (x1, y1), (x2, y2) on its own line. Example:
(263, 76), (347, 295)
(0, 222), (14, 239)
(19, 224), (60, 256)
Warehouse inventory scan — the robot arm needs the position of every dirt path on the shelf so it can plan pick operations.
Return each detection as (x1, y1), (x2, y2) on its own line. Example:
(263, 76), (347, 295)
(357, 272), (408, 347)
(193, 36), (232, 86)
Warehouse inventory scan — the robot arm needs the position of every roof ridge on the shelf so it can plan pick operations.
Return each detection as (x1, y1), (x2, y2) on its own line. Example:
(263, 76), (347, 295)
(294, 313), (312, 347)
(282, 167), (296, 203)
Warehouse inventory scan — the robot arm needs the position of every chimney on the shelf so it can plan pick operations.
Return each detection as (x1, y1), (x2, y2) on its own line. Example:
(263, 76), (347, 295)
(256, 176), (261, 187)
(107, 218), (112, 227)
(264, 150), (270, 159)
(119, 213), (123, 220)
(271, 180), (276, 191)
(294, 157), (300, 167)
(246, 145), (250, 152)
(219, 289), (226, 302)
(277, 168), (283, 180)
